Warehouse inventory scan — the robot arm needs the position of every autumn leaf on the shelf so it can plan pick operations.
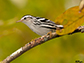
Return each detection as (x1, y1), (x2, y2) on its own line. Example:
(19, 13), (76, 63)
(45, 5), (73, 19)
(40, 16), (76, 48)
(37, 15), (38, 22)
(55, 6), (84, 35)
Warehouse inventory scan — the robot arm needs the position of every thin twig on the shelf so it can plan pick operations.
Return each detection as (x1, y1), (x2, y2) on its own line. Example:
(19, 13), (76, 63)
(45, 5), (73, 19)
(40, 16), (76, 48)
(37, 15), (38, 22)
(1, 26), (84, 63)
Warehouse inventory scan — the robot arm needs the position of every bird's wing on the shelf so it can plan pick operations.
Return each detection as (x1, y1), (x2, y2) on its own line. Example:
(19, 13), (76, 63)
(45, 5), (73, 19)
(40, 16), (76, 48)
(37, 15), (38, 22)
(33, 17), (63, 29)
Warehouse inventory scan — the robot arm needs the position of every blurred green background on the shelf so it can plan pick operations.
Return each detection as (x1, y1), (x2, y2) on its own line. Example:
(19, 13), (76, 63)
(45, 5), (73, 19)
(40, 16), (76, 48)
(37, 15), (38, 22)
(0, 0), (84, 63)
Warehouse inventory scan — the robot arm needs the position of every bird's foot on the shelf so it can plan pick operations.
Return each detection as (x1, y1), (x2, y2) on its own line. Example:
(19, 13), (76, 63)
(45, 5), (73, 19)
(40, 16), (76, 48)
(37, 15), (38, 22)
(47, 31), (52, 38)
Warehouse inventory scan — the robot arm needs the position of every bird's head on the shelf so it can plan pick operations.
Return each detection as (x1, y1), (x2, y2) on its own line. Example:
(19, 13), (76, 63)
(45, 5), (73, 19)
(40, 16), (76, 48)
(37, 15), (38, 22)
(17, 15), (33, 23)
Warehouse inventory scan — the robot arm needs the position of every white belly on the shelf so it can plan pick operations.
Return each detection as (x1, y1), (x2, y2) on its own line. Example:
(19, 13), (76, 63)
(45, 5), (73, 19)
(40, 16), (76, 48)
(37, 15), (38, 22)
(23, 21), (52, 36)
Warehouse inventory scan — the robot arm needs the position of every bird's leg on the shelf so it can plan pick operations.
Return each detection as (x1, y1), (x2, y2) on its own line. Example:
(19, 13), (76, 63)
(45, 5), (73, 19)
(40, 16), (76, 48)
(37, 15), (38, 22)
(47, 27), (63, 38)
(47, 31), (52, 38)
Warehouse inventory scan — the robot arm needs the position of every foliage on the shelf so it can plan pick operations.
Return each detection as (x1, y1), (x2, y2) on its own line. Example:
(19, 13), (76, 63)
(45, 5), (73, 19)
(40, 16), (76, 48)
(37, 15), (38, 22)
(0, 0), (84, 63)
(56, 6), (84, 35)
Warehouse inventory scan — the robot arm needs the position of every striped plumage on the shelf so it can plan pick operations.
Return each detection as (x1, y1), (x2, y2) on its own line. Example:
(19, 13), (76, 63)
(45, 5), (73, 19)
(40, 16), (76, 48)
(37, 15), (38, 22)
(17, 15), (63, 36)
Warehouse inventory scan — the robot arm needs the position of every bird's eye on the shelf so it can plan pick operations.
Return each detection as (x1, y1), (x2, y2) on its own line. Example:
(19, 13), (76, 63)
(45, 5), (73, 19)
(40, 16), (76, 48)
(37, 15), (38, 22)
(24, 17), (27, 20)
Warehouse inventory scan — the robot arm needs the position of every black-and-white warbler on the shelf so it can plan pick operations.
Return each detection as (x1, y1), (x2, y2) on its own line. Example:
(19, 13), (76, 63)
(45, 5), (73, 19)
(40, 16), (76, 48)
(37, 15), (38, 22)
(17, 15), (63, 36)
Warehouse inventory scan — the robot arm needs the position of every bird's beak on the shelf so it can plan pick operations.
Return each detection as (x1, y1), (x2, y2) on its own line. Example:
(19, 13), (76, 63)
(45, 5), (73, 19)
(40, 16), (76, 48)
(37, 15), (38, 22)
(16, 19), (23, 23)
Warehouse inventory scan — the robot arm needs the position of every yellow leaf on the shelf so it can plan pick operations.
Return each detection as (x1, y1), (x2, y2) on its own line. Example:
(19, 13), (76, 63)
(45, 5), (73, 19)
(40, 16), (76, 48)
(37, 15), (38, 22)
(55, 6), (84, 35)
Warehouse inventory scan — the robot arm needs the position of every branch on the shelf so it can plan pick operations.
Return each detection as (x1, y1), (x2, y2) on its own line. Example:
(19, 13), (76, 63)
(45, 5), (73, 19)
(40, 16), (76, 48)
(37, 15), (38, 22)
(1, 26), (84, 63)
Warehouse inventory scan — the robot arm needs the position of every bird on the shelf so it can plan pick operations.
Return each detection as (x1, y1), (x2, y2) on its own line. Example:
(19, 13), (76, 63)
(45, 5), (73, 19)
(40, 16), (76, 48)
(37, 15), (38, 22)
(17, 15), (63, 36)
